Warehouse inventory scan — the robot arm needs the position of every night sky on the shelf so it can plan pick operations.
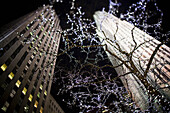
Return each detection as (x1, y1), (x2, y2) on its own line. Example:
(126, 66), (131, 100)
(0, 0), (169, 32)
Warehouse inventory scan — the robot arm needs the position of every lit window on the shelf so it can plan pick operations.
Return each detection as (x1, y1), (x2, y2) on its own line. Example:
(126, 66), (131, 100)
(26, 26), (29, 30)
(36, 35), (39, 39)
(8, 72), (15, 80)
(31, 55), (34, 59)
(49, 73), (51, 76)
(15, 80), (21, 88)
(24, 105), (29, 112)
(33, 51), (36, 55)
(37, 92), (40, 98)
(34, 101), (38, 108)
(35, 47), (38, 51)
(10, 89), (16, 98)
(44, 32), (47, 36)
(1, 64), (7, 71)
(40, 84), (43, 90)
(41, 27), (44, 31)
(28, 94), (33, 102)
(30, 32), (33, 36)
(44, 90), (47, 96)
(40, 107), (43, 113)
(22, 87), (27, 95)
(1, 101), (9, 112)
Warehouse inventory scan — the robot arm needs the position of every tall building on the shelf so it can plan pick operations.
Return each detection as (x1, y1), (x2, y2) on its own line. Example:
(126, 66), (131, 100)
(94, 11), (170, 110)
(0, 5), (64, 113)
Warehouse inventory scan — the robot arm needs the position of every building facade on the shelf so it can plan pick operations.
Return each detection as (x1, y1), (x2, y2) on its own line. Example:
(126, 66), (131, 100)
(47, 94), (64, 113)
(0, 5), (63, 113)
(94, 11), (170, 111)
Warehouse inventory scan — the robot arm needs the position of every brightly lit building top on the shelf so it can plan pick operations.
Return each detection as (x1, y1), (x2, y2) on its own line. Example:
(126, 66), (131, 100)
(94, 11), (170, 100)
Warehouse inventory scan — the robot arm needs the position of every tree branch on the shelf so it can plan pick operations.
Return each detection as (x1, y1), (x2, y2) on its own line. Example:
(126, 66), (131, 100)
(144, 41), (164, 78)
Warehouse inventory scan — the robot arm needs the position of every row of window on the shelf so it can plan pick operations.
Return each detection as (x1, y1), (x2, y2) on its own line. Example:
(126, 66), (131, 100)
(0, 6), (58, 113)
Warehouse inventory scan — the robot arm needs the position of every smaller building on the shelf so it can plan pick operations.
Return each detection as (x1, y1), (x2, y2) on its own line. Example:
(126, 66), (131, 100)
(47, 94), (64, 113)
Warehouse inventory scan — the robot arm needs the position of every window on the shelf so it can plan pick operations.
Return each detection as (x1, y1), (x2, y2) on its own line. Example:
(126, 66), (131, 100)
(1, 82), (8, 90)
(1, 101), (9, 112)
(17, 51), (28, 67)
(11, 44), (23, 59)
(34, 101), (38, 108)
(49, 73), (51, 76)
(0, 37), (18, 57)
(8, 72), (14, 80)
(40, 107), (43, 113)
(28, 94), (33, 102)
(30, 32), (33, 36)
(37, 92), (40, 98)
(22, 87), (27, 95)
(44, 90), (47, 96)
(12, 67), (18, 74)
(1, 64), (7, 71)
(10, 89), (16, 98)
(24, 105), (29, 113)
(40, 84), (43, 90)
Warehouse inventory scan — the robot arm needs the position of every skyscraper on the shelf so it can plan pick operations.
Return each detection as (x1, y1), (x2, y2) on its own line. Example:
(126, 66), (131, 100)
(94, 11), (170, 111)
(0, 5), (64, 113)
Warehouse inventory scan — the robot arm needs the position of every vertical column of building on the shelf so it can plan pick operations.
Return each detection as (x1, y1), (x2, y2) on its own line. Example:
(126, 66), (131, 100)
(94, 11), (170, 111)
(0, 5), (62, 113)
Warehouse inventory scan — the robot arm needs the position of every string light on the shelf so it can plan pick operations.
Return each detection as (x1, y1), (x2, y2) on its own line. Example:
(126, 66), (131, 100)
(52, 0), (169, 112)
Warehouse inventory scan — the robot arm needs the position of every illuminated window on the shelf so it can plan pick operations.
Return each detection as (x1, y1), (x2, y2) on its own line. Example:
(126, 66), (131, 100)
(49, 73), (51, 76)
(1, 64), (7, 71)
(8, 72), (14, 80)
(22, 87), (27, 95)
(34, 101), (38, 108)
(40, 107), (43, 113)
(26, 26), (29, 30)
(24, 105), (29, 112)
(44, 90), (47, 96)
(35, 47), (38, 51)
(1, 101), (9, 112)
(33, 51), (36, 55)
(10, 89), (16, 98)
(15, 80), (21, 88)
(37, 92), (40, 98)
(28, 94), (33, 102)
(41, 27), (44, 31)
(30, 32), (33, 36)
(40, 84), (43, 90)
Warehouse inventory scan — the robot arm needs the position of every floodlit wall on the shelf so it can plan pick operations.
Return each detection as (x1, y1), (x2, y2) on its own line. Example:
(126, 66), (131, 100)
(94, 11), (170, 110)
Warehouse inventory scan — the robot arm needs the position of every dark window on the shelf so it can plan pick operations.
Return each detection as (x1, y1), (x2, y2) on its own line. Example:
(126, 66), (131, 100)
(17, 51), (28, 67)
(12, 67), (18, 74)
(20, 29), (27, 36)
(11, 45), (23, 59)
(37, 30), (42, 37)
(5, 58), (12, 66)
(23, 69), (27, 74)
(15, 104), (20, 112)
(34, 79), (38, 87)
(0, 37), (18, 57)
(28, 74), (33, 81)
(25, 84), (29, 89)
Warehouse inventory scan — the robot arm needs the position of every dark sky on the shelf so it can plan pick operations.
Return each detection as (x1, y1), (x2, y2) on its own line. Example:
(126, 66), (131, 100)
(0, 0), (169, 32)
